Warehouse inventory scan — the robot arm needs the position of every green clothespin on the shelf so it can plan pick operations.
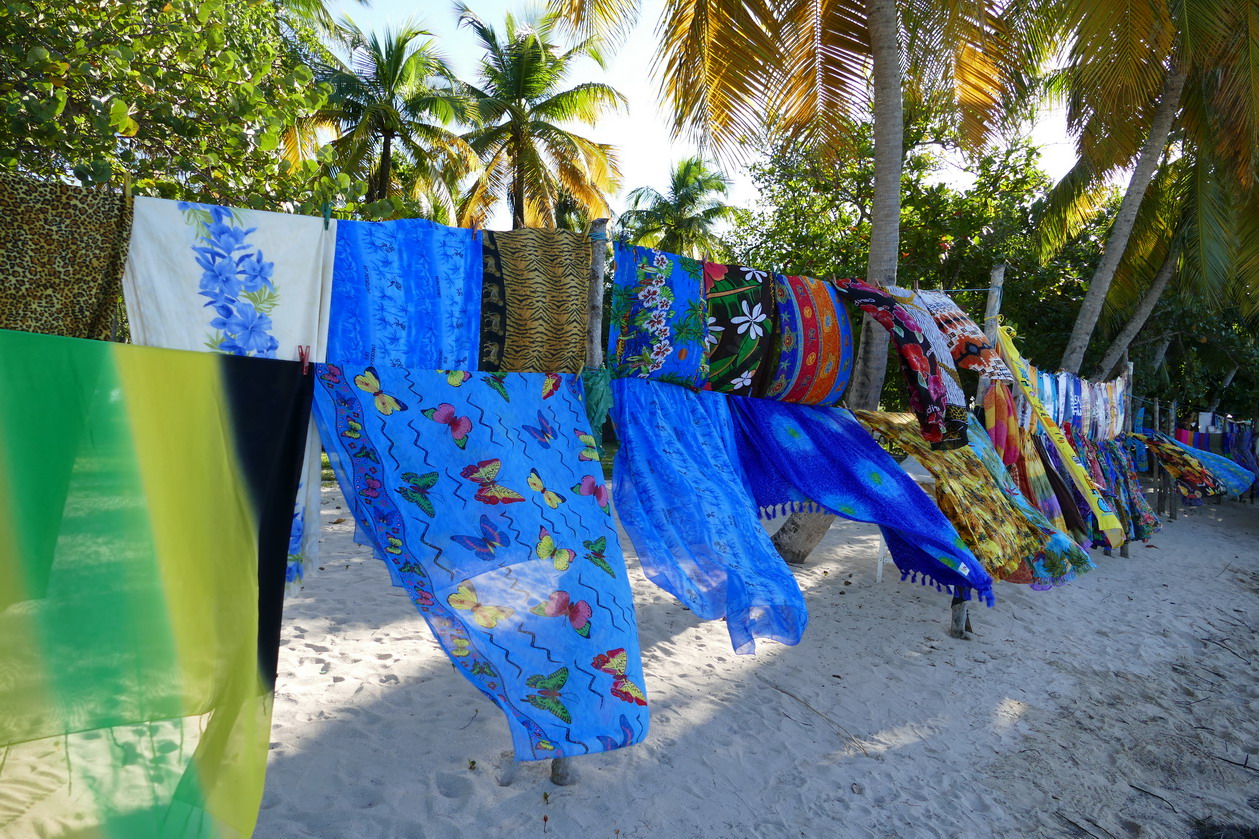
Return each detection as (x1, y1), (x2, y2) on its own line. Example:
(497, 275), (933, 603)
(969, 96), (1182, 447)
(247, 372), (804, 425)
(321, 201), (332, 230)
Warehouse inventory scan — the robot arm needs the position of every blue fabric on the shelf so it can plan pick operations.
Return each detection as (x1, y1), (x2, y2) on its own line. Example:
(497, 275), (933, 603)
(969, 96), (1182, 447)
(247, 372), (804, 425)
(1171, 438), (1256, 496)
(330, 219), (482, 369)
(611, 378), (806, 654)
(606, 243), (708, 389)
(314, 365), (648, 760)
(727, 397), (995, 605)
(966, 414), (1093, 588)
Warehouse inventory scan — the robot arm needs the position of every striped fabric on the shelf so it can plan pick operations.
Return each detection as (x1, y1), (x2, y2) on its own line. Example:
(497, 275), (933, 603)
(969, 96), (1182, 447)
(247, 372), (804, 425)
(0, 328), (310, 838)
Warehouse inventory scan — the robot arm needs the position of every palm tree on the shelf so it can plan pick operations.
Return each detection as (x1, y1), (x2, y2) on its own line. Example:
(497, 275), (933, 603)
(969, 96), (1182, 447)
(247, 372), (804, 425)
(308, 18), (478, 209)
(619, 157), (739, 258)
(457, 5), (626, 228)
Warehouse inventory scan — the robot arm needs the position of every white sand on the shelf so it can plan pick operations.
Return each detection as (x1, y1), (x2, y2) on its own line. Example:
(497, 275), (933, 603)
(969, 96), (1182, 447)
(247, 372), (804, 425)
(258, 488), (1259, 838)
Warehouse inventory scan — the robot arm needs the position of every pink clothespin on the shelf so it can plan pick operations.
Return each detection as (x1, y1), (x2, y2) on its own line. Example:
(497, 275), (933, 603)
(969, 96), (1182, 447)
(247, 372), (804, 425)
(297, 345), (311, 375)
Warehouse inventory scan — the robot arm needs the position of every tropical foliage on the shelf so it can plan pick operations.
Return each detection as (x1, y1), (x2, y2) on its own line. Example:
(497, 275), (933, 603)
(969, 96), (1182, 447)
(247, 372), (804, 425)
(619, 157), (738, 258)
(457, 6), (625, 228)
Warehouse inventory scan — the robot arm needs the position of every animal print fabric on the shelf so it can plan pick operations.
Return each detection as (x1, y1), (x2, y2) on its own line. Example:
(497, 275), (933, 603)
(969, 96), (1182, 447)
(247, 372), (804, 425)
(479, 229), (591, 374)
(0, 171), (132, 340)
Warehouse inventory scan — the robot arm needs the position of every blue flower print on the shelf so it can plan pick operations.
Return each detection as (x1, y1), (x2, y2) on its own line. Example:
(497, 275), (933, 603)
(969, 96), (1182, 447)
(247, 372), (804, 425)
(179, 201), (281, 358)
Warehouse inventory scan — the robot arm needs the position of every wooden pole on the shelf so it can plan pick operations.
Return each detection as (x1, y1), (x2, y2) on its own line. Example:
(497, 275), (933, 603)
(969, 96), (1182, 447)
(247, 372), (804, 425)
(547, 218), (611, 788)
(1168, 400), (1178, 520)
(1120, 360), (1133, 557)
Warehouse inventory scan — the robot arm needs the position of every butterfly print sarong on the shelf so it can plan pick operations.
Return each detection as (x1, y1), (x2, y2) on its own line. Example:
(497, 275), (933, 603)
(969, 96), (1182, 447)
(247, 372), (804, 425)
(314, 365), (648, 759)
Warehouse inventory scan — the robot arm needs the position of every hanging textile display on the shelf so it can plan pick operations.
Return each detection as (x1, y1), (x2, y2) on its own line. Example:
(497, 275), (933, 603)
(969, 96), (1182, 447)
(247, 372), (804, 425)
(0, 328), (311, 839)
(329, 217), (481, 368)
(1131, 432), (1228, 504)
(997, 326), (1125, 547)
(886, 285), (970, 448)
(965, 414), (1094, 588)
(611, 378), (807, 654)
(856, 411), (1048, 583)
(607, 243), (708, 389)
(1098, 438), (1160, 541)
(315, 365), (648, 759)
(702, 261), (775, 395)
(727, 398), (994, 604)
(1033, 435), (1093, 538)
(1015, 433), (1072, 536)
(917, 289), (1013, 381)
(0, 172), (133, 340)
(122, 196), (336, 584)
(828, 277), (952, 448)
(477, 228), (590, 374)
(983, 381), (1022, 466)
(760, 273), (853, 405)
(1169, 437), (1256, 497)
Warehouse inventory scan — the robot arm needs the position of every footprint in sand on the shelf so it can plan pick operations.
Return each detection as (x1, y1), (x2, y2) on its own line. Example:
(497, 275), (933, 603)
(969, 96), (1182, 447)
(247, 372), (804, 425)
(435, 772), (472, 799)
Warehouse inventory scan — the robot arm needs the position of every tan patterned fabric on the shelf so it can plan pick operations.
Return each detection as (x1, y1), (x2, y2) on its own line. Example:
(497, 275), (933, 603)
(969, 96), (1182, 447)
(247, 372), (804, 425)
(0, 172), (132, 340)
(480, 229), (591, 374)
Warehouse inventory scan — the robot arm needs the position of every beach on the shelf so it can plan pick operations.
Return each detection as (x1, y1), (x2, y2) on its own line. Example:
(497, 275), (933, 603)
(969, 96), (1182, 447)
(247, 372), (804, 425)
(258, 489), (1259, 839)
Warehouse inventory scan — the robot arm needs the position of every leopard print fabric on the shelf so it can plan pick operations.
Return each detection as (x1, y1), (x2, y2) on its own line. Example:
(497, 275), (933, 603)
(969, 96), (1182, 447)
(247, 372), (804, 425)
(0, 171), (133, 340)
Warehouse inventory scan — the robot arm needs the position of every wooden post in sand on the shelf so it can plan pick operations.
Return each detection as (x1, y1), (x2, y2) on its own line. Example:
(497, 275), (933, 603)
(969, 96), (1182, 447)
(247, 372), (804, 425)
(546, 218), (611, 788)
(949, 266), (1004, 640)
(1120, 361), (1134, 557)
(1163, 398), (1173, 516)
(1152, 399), (1166, 515)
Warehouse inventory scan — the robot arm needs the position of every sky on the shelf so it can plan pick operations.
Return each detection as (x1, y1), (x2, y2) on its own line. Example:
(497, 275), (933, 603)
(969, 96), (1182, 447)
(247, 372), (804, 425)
(327, 0), (1079, 225)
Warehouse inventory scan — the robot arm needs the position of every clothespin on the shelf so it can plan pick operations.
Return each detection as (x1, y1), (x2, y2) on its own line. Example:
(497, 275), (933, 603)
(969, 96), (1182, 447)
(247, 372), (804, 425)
(297, 345), (311, 375)
(321, 202), (332, 231)
(121, 170), (134, 213)
(913, 276), (920, 292)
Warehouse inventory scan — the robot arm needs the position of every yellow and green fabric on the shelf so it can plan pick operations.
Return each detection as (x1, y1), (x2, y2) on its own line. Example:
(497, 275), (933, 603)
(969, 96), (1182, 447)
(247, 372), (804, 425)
(997, 326), (1125, 548)
(0, 328), (311, 838)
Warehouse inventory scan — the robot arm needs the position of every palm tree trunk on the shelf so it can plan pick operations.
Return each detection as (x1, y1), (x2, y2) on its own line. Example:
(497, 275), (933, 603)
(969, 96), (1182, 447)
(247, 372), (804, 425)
(1059, 63), (1187, 374)
(372, 132), (394, 203)
(1151, 333), (1173, 372)
(771, 0), (903, 565)
(1207, 363), (1240, 413)
(1092, 245), (1178, 379)
(511, 128), (526, 229)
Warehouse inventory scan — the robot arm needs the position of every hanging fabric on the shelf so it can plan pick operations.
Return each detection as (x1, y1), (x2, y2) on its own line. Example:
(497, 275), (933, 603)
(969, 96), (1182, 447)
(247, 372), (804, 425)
(727, 398), (994, 604)
(997, 326), (1125, 547)
(0, 328), (310, 838)
(856, 411), (1048, 582)
(0, 172), (133, 339)
(760, 273), (853, 405)
(916, 290), (1013, 381)
(983, 381), (1022, 466)
(607, 243), (708, 389)
(329, 217), (481, 369)
(1099, 438), (1160, 541)
(828, 277), (953, 448)
(477, 228), (590, 373)
(1168, 436), (1255, 497)
(122, 196), (336, 585)
(610, 378), (807, 654)
(315, 366), (648, 759)
(886, 284), (971, 448)
(965, 414), (1094, 588)
(701, 261), (775, 395)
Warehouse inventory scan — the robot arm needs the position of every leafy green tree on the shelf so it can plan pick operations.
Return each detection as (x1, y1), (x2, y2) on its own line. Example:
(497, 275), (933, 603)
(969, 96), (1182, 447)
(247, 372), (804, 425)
(457, 5), (625, 228)
(619, 157), (738, 259)
(0, 0), (351, 211)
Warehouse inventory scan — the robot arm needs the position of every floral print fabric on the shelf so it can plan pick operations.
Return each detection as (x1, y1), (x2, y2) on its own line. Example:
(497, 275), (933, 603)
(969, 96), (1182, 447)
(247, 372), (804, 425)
(330, 218), (481, 369)
(829, 278), (954, 448)
(608, 243), (708, 389)
(761, 273), (853, 406)
(701, 261), (774, 395)
(315, 366), (648, 760)
(122, 196), (336, 585)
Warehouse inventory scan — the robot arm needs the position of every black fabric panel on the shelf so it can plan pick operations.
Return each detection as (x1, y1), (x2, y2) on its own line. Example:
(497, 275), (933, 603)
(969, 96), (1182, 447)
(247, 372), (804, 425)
(219, 354), (312, 688)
